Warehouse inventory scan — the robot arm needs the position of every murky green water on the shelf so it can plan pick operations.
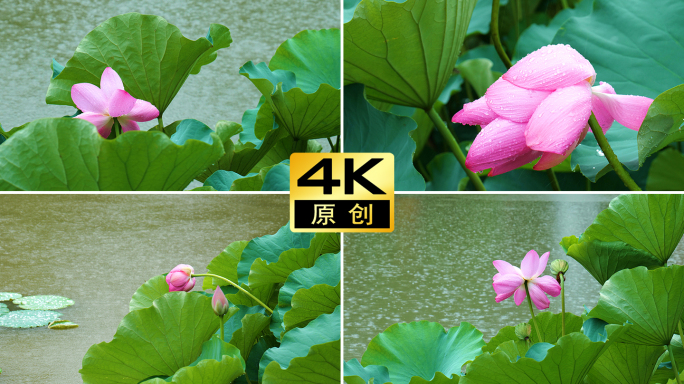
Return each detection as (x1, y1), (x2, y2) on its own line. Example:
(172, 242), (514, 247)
(0, 0), (339, 130)
(0, 194), (290, 383)
(343, 194), (684, 360)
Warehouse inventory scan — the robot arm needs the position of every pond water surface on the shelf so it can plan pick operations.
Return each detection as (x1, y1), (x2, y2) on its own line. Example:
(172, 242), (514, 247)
(0, 194), (290, 383)
(0, 0), (339, 130)
(343, 194), (684, 360)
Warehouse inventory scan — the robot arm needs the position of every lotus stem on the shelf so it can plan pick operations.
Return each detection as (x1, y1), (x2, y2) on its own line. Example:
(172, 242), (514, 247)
(525, 281), (544, 342)
(587, 113), (641, 191)
(158, 116), (164, 133)
(335, 135), (341, 152)
(546, 169), (561, 191)
(426, 107), (486, 191)
(669, 343), (683, 384)
(679, 321), (683, 345)
(491, 0), (513, 69)
(327, 137), (334, 152)
(560, 0), (570, 9)
(560, 273), (566, 336)
(192, 273), (273, 314)
(219, 314), (225, 342)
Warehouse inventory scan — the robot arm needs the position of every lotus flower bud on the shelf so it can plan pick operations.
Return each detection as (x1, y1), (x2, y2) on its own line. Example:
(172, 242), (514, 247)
(550, 259), (569, 283)
(515, 322), (532, 340)
(211, 286), (229, 317)
(166, 264), (196, 292)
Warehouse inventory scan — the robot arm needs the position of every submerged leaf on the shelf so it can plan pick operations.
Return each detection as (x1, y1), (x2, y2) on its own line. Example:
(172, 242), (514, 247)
(0, 310), (62, 328)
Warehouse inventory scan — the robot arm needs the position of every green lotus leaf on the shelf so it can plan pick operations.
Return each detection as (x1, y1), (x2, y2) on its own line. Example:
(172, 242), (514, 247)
(249, 136), (319, 174)
(261, 163), (290, 191)
(344, 0), (477, 109)
(203, 241), (249, 291)
(344, 83), (425, 191)
(553, 0), (684, 100)
(0, 310), (62, 328)
(589, 266), (684, 346)
(0, 303), (8, 317)
(524, 342), (555, 362)
(240, 29), (340, 140)
(259, 306), (340, 381)
(583, 318), (610, 342)
(170, 119), (215, 146)
(571, 125), (640, 183)
(48, 320), (79, 330)
(512, 0), (594, 62)
(0, 118), (224, 191)
(466, 0), (509, 35)
(284, 283), (340, 332)
(581, 194), (684, 263)
(277, 252), (340, 308)
(646, 148), (684, 191)
(46, 13), (231, 117)
(457, 45), (507, 74)
(237, 224), (316, 285)
(639, 84), (684, 165)
(426, 153), (467, 191)
(13, 295), (74, 310)
(455, 59), (500, 98)
(218, 306), (270, 367)
(0, 292), (21, 301)
(462, 332), (622, 384)
(142, 336), (246, 384)
(262, 340), (340, 384)
(80, 292), (220, 383)
(360, 321), (485, 384)
(344, 358), (392, 384)
(493, 339), (529, 363)
(586, 342), (665, 384)
(129, 274), (169, 312)
(560, 236), (664, 285)
(206, 162), (290, 191)
(485, 312), (584, 353)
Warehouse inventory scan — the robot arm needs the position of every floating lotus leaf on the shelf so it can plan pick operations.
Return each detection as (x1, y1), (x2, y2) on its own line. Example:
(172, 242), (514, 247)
(46, 13), (232, 117)
(0, 303), (8, 317)
(241, 29), (340, 141)
(581, 194), (684, 263)
(0, 118), (223, 191)
(360, 321), (485, 384)
(48, 320), (79, 330)
(344, 358), (391, 384)
(80, 292), (220, 383)
(638, 84), (684, 164)
(259, 306), (340, 382)
(0, 310), (62, 328)
(560, 236), (663, 285)
(0, 292), (21, 301)
(461, 332), (625, 384)
(344, 83), (425, 191)
(13, 295), (74, 310)
(344, 0), (478, 109)
(128, 274), (169, 312)
(589, 266), (684, 346)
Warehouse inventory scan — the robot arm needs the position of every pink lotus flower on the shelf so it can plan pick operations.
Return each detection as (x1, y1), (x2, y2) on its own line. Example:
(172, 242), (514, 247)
(492, 250), (561, 310)
(72, 67), (159, 138)
(166, 264), (196, 292)
(453, 45), (654, 176)
(211, 286), (230, 317)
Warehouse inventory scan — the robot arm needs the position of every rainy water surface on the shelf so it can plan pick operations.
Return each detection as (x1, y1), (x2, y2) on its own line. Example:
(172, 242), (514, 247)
(0, 0), (339, 129)
(0, 194), (290, 383)
(343, 194), (684, 360)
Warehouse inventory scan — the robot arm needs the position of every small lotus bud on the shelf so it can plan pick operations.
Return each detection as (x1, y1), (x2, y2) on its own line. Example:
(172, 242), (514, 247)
(211, 286), (230, 317)
(550, 259), (569, 276)
(515, 322), (532, 340)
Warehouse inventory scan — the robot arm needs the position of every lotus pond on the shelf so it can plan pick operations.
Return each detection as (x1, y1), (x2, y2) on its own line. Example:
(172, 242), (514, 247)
(0, 0), (340, 191)
(344, 194), (684, 383)
(0, 194), (341, 383)
(344, 0), (684, 191)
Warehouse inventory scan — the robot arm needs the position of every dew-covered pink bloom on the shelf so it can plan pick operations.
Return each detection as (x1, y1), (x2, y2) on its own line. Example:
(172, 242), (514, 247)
(453, 45), (654, 176)
(166, 264), (196, 292)
(72, 67), (159, 138)
(211, 286), (230, 317)
(492, 250), (561, 310)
